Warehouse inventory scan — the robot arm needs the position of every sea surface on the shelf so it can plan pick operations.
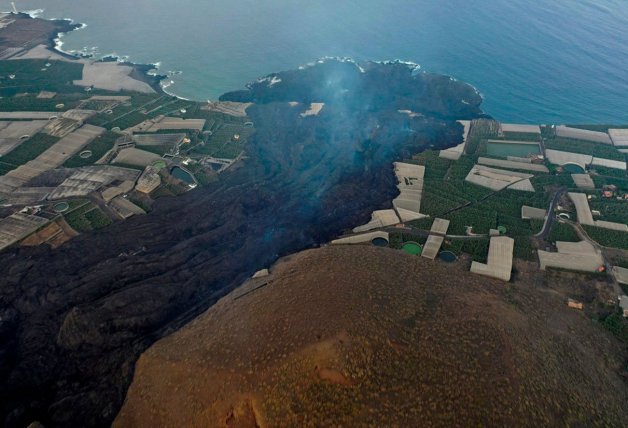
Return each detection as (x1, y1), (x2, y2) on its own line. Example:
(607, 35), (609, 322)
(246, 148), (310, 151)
(5, 0), (628, 124)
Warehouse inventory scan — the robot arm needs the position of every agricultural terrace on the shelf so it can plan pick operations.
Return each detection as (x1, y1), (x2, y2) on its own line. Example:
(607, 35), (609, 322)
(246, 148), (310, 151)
(0, 59), (83, 96)
(62, 199), (112, 232)
(0, 55), (256, 250)
(402, 118), (628, 262)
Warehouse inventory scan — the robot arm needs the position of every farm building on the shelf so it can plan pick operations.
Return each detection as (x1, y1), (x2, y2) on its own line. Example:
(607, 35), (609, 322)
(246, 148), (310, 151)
(470, 236), (514, 281)
(555, 126), (612, 145)
(567, 299), (584, 310)
(87, 95), (131, 102)
(465, 165), (534, 192)
(591, 157), (627, 170)
(101, 180), (137, 202)
(0, 212), (49, 251)
(135, 167), (162, 194)
(500, 123), (541, 134)
(545, 149), (627, 171)
(618, 295), (628, 318)
(127, 116), (206, 133)
(202, 101), (252, 117)
(36, 91), (56, 99)
(48, 166), (140, 200)
(133, 133), (186, 147)
(478, 157), (548, 173)
(614, 267), (628, 286)
(567, 192), (628, 231)
(538, 241), (604, 272)
(0, 187), (53, 206)
(608, 129), (628, 148)
(0, 120), (48, 156)
(545, 149), (591, 170)
(422, 218), (450, 260)
(353, 210), (400, 233)
(392, 162), (426, 222)
(109, 196), (146, 219)
(594, 221), (628, 232)
(506, 156), (532, 163)
(521, 205), (547, 220)
(113, 148), (162, 168)
(571, 174), (595, 190)
(0, 112), (57, 120)
(0, 124), (105, 193)
(568, 193), (594, 225)
(331, 231), (389, 245)
(439, 120), (470, 161)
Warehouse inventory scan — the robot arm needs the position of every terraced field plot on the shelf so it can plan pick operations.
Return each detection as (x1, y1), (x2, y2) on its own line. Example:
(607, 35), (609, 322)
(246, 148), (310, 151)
(63, 201), (112, 232)
(190, 122), (254, 159)
(0, 59), (83, 95)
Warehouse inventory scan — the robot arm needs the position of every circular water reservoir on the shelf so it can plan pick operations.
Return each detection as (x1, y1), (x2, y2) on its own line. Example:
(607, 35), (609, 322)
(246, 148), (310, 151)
(53, 201), (69, 213)
(439, 251), (457, 263)
(558, 213), (571, 220)
(79, 150), (93, 159)
(55, 103), (65, 109)
(497, 226), (507, 235)
(563, 163), (585, 173)
(371, 237), (389, 247)
(402, 242), (422, 255)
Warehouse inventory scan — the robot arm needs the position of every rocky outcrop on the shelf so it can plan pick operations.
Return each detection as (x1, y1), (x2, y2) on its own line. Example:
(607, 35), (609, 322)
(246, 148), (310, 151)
(115, 246), (628, 427)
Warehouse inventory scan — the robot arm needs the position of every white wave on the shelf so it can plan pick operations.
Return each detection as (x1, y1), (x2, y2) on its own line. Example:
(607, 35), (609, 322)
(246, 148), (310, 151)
(296, 56), (369, 74)
(160, 79), (192, 101)
(22, 8), (44, 18)
(51, 20), (87, 58)
(268, 76), (282, 87)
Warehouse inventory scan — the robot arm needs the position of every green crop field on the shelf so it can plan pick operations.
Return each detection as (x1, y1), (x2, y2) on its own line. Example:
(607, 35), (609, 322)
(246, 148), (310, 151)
(87, 94), (166, 129)
(501, 131), (541, 142)
(63, 131), (119, 168)
(64, 202), (112, 232)
(0, 133), (60, 175)
(544, 137), (626, 162)
(187, 122), (254, 159)
(589, 198), (628, 224)
(0, 93), (85, 112)
(583, 225), (628, 250)
(0, 59), (84, 95)
(548, 222), (580, 243)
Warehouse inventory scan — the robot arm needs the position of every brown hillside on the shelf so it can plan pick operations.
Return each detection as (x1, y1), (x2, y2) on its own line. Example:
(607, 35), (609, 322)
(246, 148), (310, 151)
(115, 246), (628, 427)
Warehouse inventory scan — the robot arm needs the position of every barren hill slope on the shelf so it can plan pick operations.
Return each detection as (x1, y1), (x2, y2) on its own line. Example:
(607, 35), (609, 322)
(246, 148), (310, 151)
(115, 246), (628, 427)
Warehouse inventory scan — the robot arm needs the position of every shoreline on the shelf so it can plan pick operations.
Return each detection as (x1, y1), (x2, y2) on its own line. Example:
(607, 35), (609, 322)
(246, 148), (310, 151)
(48, 15), (169, 95)
(5, 11), (485, 108)
(5, 11), (168, 95)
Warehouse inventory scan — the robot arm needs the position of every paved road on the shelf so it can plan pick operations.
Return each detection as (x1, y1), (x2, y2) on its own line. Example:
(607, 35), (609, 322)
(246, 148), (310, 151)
(534, 186), (567, 239)
(439, 175), (536, 218)
(383, 226), (489, 241)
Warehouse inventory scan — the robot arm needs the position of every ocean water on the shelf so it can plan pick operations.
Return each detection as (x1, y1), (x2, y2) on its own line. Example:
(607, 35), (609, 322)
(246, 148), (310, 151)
(5, 0), (628, 124)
